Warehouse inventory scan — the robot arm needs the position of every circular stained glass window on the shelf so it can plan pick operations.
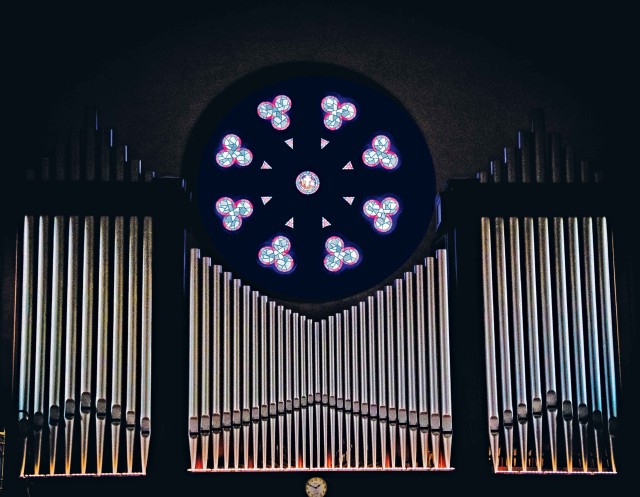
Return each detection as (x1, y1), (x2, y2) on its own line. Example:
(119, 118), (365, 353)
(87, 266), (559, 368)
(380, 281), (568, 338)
(185, 63), (436, 303)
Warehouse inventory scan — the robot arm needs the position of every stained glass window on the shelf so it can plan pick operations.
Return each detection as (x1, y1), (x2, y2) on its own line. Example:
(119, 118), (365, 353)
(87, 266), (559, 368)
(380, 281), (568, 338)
(323, 236), (360, 272)
(321, 95), (357, 130)
(362, 196), (400, 233)
(296, 171), (320, 195)
(215, 197), (253, 231)
(362, 135), (399, 170)
(215, 134), (253, 168)
(258, 236), (295, 273)
(186, 65), (435, 301)
(257, 95), (292, 130)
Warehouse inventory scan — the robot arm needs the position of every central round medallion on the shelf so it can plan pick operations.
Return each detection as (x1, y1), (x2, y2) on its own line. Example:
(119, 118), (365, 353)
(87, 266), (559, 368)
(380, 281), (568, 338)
(296, 170), (320, 195)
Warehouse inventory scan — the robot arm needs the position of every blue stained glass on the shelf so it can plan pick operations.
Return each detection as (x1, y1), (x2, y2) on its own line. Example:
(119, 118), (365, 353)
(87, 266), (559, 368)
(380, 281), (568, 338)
(259, 235), (295, 273)
(296, 171), (320, 195)
(322, 95), (357, 131)
(258, 95), (292, 130)
(188, 65), (435, 302)
(215, 197), (254, 231)
(363, 196), (400, 233)
(323, 236), (360, 272)
(362, 135), (399, 170)
(215, 134), (253, 168)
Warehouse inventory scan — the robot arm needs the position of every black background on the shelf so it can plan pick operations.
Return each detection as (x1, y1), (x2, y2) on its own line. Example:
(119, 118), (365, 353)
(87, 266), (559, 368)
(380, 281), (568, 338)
(2, 1), (638, 496)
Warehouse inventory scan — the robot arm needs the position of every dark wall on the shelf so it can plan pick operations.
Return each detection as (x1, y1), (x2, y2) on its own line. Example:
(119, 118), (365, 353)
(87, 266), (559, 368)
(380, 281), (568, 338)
(7, 2), (634, 184)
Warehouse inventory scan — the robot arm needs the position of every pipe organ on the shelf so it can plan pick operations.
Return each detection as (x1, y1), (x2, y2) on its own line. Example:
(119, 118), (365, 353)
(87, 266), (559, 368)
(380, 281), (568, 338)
(0, 92), (634, 496)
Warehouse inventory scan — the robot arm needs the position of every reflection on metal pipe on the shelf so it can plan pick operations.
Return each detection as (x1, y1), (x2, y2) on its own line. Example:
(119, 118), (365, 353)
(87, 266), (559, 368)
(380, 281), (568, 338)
(125, 217), (139, 473)
(508, 218), (528, 471)
(426, 258), (440, 468)
(495, 218), (514, 472)
(111, 216), (124, 473)
(277, 305), (285, 469)
(18, 216), (34, 476)
(243, 286), (252, 469)
(200, 257), (211, 470)
(554, 218), (574, 472)
(328, 316), (336, 468)
(437, 250), (452, 469)
(394, 280), (406, 468)
(597, 217), (618, 471)
(212, 266), (222, 469)
(95, 216), (110, 474)
(358, 301), (368, 468)
(48, 217), (65, 474)
(285, 309), (293, 468)
(307, 318), (315, 468)
(343, 309), (351, 468)
(260, 296), (268, 469)
(404, 272), (417, 468)
(567, 217), (589, 471)
(251, 291), (260, 468)
(33, 216), (49, 475)
(583, 217), (603, 471)
(222, 273), (233, 469)
(80, 216), (94, 474)
(523, 218), (543, 471)
(300, 315), (308, 469)
(538, 218), (558, 471)
(188, 249), (200, 470)
(367, 296), (378, 468)
(351, 307), (360, 468)
(293, 311), (300, 468)
(140, 216), (153, 473)
(376, 290), (387, 468)
(414, 265), (430, 468)
(232, 279), (241, 469)
(481, 218), (500, 472)
(64, 217), (79, 475)
(385, 286), (396, 468)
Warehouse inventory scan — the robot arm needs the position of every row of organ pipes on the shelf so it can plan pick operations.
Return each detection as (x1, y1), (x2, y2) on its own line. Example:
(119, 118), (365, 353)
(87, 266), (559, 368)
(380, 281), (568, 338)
(15, 111), (155, 476)
(188, 249), (453, 471)
(478, 110), (619, 472)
